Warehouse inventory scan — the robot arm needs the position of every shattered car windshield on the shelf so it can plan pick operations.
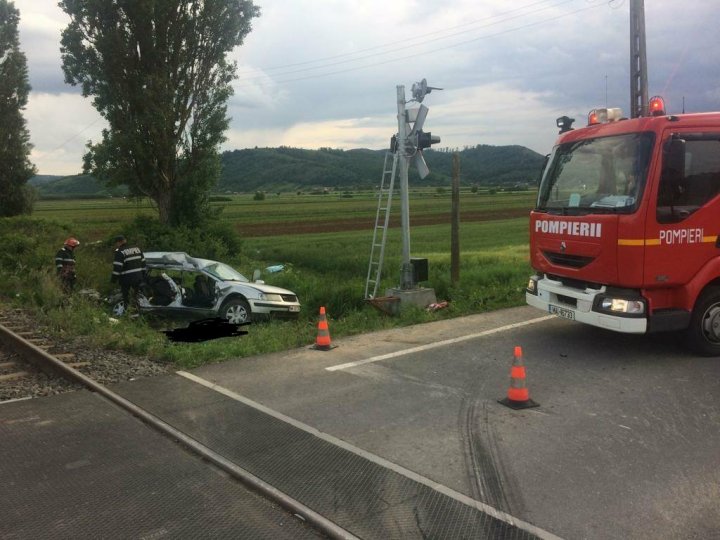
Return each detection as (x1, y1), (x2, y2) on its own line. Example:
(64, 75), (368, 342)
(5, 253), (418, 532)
(537, 132), (655, 214)
(201, 261), (249, 282)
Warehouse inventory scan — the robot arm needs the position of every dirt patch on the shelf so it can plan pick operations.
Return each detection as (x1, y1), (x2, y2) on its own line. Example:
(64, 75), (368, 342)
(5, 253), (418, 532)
(237, 208), (529, 237)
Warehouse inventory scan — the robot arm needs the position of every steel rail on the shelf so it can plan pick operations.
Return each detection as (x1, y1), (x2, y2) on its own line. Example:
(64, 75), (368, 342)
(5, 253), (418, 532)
(0, 322), (358, 540)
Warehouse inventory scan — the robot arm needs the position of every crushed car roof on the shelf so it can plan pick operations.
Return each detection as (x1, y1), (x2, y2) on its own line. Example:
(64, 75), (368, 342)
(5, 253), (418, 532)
(144, 252), (206, 271)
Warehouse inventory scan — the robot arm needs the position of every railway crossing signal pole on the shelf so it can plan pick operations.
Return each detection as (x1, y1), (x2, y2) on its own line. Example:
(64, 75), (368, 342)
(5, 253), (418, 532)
(395, 80), (441, 291)
(396, 85), (414, 289)
(630, 0), (648, 118)
(380, 79), (441, 309)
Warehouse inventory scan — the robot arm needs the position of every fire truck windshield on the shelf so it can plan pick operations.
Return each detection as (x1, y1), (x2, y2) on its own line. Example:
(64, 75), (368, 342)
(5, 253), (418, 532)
(536, 132), (655, 215)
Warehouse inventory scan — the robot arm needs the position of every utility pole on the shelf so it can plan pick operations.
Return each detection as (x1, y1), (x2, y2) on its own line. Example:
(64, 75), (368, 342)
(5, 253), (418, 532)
(451, 153), (460, 285)
(630, 0), (648, 118)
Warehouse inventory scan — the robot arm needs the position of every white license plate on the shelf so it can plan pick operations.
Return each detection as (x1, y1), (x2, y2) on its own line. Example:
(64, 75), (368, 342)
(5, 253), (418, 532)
(288, 305), (300, 312)
(549, 304), (575, 320)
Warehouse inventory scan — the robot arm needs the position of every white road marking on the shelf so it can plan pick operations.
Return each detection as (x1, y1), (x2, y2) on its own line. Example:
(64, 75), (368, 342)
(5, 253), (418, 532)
(0, 396), (33, 406)
(177, 370), (564, 540)
(326, 315), (555, 371)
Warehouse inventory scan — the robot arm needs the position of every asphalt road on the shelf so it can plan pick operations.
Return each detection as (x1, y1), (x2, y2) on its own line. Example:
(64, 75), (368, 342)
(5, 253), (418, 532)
(190, 305), (720, 540)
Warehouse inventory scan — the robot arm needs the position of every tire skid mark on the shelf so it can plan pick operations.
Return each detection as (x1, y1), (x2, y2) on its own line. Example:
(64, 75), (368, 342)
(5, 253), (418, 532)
(460, 395), (526, 517)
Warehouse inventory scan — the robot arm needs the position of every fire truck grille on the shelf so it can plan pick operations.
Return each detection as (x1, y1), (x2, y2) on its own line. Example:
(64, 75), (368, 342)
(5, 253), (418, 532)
(547, 274), (602, 291)
(542, 250), (594, 268)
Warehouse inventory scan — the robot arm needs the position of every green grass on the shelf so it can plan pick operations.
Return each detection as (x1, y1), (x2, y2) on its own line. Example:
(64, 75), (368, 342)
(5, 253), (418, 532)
(1, 192), (534, 366)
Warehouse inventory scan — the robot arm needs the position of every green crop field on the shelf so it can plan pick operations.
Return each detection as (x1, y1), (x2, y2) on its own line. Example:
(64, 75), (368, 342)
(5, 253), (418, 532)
(3, 189), (536, 366)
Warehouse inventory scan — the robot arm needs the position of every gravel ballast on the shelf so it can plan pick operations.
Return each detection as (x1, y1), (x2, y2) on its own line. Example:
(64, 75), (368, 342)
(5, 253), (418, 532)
(0, 309), (171, 402)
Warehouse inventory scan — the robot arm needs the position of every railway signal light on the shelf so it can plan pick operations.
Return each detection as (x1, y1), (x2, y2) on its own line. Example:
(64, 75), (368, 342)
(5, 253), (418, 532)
(417, 131), (440, 149)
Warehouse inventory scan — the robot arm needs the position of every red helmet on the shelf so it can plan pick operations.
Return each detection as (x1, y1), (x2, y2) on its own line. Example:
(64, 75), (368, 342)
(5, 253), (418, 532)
(64, 237), (80, 248)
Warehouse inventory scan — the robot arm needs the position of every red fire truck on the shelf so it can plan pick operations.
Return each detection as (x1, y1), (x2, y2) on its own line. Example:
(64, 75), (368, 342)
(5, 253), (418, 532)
(526, 96), (720, 355)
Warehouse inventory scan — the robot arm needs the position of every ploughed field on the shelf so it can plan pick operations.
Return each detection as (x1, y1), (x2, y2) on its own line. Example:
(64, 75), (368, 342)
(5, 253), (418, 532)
(33, 190), (535, 240)
(237, 208), (529, 236)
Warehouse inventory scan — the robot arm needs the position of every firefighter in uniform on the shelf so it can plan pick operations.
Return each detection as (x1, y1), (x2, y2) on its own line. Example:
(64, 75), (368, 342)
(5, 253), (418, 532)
(111, 235), (146, 314)
(55, 237), (80, 291)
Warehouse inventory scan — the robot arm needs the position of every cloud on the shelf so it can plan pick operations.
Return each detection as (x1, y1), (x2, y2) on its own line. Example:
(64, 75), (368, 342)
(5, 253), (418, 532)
(15, 0), (69, 94)
(282, 117), (389, 149)
(224, 81), (560, 157)
(10, 0), (720, 174)
(25, 92), (106, 175)
(425, 83), (560, 154)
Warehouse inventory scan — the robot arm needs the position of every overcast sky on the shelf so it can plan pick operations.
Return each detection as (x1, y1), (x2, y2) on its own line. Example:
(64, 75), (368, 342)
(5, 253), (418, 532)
(12, 0), (720, 175)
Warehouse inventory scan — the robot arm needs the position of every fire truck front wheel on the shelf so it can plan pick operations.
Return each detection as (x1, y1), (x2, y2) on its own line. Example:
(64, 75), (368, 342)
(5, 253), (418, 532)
(686, 286), (720, 357)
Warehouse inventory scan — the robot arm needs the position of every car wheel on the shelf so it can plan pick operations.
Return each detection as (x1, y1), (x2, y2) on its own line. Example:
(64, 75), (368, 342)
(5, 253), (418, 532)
(221, 298), (251, 324)
(685, 286), (720, 356)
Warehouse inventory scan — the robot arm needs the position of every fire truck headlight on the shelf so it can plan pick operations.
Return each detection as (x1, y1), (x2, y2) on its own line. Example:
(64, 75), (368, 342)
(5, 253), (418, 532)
(600, 297), (645, 314)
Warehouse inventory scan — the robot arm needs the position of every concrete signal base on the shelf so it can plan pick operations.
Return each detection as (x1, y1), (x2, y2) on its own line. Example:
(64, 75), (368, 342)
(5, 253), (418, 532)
(385, 287), (437, 314)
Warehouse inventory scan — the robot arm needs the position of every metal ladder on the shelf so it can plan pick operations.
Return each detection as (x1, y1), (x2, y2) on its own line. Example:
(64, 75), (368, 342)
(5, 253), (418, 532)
(364, 151), (398, 299)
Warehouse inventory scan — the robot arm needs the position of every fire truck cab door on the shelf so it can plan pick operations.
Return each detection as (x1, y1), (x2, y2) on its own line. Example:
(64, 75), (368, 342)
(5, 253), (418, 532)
(645, 132), (720, 288)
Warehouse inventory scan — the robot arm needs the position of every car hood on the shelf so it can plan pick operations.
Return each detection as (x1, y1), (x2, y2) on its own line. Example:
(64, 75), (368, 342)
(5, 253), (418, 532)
(222, 281), (296, 296)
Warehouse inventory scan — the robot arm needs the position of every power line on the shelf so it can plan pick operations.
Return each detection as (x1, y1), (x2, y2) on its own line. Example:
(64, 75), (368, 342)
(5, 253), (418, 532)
(234, 1), (607, 89)
(43, 115), (104, 153)
(236, 0), (568, 76)
(236, 0), (578, 82)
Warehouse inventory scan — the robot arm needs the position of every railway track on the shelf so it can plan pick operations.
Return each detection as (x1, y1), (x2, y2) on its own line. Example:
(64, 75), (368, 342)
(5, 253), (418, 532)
(0, 309), (82, 402)
(0, 307), (168, 403)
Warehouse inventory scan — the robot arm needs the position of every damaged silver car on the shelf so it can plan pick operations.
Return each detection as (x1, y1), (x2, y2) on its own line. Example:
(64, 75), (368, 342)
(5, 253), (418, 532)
(110, 252), (300, 323)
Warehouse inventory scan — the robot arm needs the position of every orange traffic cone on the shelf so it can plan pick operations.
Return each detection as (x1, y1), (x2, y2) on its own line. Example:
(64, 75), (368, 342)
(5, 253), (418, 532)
(498, 346), (539, 409)
(312, 306), (337, 351)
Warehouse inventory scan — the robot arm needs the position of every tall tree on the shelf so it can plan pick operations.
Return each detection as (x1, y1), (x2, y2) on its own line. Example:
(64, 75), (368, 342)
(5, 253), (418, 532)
(59, 0), (260, 225)
(0, 0), (36, 217)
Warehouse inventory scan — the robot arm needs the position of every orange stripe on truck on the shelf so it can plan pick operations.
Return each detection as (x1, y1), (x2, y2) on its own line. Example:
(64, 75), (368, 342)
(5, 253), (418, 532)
(618, 237), (715, 246)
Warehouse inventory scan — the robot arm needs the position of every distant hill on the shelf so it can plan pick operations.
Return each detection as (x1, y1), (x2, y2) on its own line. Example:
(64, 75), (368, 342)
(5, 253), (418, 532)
(33, 174), (127, 199)
(29, 175), (64, 186)
(218, 144), (544, 192)
(32, 144), (545, 198)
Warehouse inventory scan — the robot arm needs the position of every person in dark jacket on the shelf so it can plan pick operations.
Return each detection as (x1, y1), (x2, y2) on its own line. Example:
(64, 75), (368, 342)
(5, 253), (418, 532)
(111, 235), (146, 314)
(55, 237), (80, 291)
